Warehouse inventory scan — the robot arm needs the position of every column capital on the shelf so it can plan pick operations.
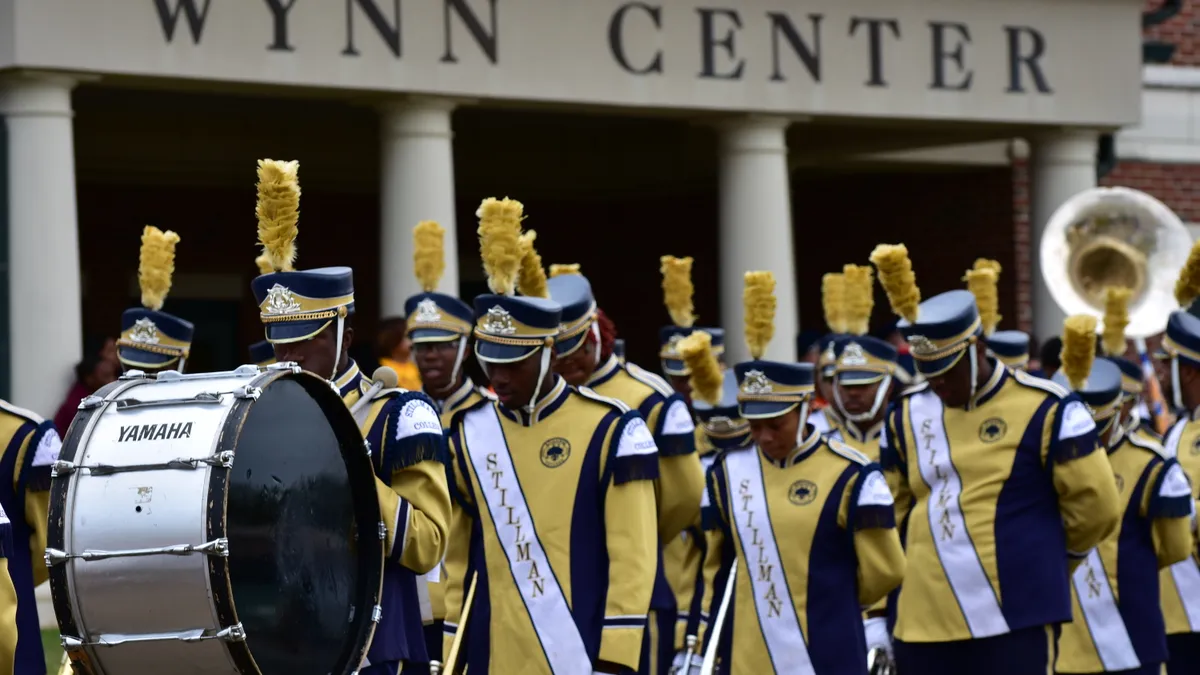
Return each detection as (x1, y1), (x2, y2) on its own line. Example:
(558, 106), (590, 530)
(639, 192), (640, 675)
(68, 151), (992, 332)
(0, 70), (81, 117)
(379, 96), (469, 140)
(1030, 128), (1101, 167)
(716, 115), (794, 156)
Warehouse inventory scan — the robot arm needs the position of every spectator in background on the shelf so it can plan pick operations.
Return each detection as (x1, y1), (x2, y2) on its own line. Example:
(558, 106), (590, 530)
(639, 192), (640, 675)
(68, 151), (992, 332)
(1036, 335), (1062, 380)
(376, 316), (422, 391)
(54, 335), (119, 434)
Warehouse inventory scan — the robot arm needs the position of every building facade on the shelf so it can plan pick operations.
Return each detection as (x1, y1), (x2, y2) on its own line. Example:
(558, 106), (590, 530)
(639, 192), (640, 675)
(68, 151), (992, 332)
(0, 0), (1147, 417)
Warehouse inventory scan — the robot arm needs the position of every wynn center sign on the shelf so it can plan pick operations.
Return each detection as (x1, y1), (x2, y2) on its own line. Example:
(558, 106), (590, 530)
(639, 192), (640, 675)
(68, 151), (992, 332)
(0, 0), (1142, 126)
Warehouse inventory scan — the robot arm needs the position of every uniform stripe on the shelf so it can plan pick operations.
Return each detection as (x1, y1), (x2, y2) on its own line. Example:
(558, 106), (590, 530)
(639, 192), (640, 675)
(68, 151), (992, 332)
(908, 392), (1010, 638)
(724, 449), (815, 674)
(1072, 549), (1140, 670)
(1162, 420), (1200, 631)
(462, 405), (592, 673)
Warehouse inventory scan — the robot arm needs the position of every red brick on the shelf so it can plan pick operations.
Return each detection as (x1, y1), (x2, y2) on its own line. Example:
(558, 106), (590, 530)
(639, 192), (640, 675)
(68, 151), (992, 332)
(1101, 160), (1200, 222)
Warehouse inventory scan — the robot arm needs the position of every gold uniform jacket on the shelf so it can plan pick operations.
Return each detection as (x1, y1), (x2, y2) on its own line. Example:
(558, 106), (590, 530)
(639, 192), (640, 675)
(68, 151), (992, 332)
(1056, 431), (1192, 673)
(883, 367), (1121, 643)
(0, 501), (16, 675)
(338, 362), (452, 664)
(702, 432), (905, 673)
(446, 377), (659, 673)
(1159, 414), (1200, 636)
(663, 436), (719, 651)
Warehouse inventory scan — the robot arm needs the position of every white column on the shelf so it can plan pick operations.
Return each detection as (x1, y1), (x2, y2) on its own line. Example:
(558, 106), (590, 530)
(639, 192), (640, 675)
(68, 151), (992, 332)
(717, 116), (798, 364)
(1030, 129), (1098, 342)
(0, 73), (81, 418)
(379, 97), (459, 317)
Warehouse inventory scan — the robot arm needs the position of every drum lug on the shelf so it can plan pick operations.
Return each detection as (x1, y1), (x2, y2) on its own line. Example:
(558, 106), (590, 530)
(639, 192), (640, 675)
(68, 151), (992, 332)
(51, 460), (76, 478)
(371, 605), (383, 623)
(217, 623), (247, 642)
(119, 369), (148, 380)
(214, 450), (235, 468)
(233, 385), (262, 400)
(60, 635), (83, 651)
(77, 394), (105, 410)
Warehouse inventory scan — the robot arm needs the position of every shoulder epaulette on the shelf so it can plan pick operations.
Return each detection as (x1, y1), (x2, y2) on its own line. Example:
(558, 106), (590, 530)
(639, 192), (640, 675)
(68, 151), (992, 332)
(1127, 432), (1171, 460)
(574, 385), (632, 413)
(0, 400), (44, 425)
(625, 363), (675, 398)
(1012, 370), (1070, 398)
(825, 437), (871, 466)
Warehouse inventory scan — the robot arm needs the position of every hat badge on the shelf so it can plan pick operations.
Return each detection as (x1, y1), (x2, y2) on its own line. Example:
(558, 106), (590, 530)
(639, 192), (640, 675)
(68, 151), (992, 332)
(742, 370), (773, 395)
(482, 306), (517, 335)
(263, 284), (302, 316)
(414, 298), (443, 324)
(129, 317), (160, 344)
(907, 335), (938, 356)
(665, 333), (685, 358)
(841, 341), (868, 367)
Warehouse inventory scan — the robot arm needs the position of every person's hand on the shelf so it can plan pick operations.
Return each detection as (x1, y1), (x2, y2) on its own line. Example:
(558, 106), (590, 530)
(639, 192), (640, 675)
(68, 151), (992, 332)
(864, 616), (892, 657)
(669, 650), (703, 674)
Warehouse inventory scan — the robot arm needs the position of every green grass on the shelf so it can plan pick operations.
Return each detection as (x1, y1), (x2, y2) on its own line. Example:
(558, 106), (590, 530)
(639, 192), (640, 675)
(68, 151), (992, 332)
(41, 629), (62, 673)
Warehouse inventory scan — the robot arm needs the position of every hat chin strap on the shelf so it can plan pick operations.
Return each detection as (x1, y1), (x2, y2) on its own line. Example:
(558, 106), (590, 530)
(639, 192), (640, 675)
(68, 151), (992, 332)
(967, 344), (979, 406)
(526, 346), (553, 423)
(1172, 355), (1185, 413)
(450, 336), (468, 388)
(590, 321), (602, 368)
(832, 374), (893, 424)
(331, 315), (345, 383)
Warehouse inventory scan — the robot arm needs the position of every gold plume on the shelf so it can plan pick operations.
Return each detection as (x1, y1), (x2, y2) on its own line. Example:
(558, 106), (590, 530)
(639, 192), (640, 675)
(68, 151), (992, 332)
(413, 221), (446, 293)
(677, 331), (723, 407)
(661, 256), (696, 328)
(1175, 239), (1200, 307)
(255, 159), (300, 273)
(822, 273), (847, 334)
(139, 226), (180, 312)
(477, 197), (525, 296)
(973, 258), (1003, 276)
(744, 271), (777, 360)
(516, 230), (549, 299)
(549, 264), (581, 278)
(1061, 315), (1098, 391)
(843, 264), (875, 336)
(964, 267), (1001, 337)
(870, 244), (920, 323)
(254, 254), (273, 275)
(1102, 286), (1132, 357)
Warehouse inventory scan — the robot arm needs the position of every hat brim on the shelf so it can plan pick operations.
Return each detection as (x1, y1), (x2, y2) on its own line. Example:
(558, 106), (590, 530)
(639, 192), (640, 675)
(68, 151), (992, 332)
(661, 358), (689, 376)
(265, 319), (333, 344)
(555, 332), (588, 357)
(738, 400), (800, 419)
(837, 370), (887, 385)
(913, 351), (966, 377)
(409, 328), (463, 343)
(475, 340), (540, 364)
(994, 354), (1029, 368)
(118, 346), (180, 369)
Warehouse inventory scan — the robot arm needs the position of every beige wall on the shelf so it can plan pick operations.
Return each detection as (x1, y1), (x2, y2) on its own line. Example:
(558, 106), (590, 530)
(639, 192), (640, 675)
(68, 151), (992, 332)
(2, 0), (1143, 126)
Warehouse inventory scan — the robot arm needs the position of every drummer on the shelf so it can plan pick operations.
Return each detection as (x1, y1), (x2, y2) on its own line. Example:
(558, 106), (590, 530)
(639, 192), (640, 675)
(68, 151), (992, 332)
(116, 226), (194, 375)
(250, 159), (450, 674)
(248, 339), (275, 368)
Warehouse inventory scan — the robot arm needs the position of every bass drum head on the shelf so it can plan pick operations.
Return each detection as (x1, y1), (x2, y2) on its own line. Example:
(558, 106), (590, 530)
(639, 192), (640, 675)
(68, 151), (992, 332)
(223, 371), (382, 675)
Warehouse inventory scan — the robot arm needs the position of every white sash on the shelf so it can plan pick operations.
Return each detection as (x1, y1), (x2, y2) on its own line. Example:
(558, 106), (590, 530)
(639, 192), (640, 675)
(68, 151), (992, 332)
(908, 392), (1010, 638)
(463, 405), (592, 673)
(1072, 550), (1140, 669)
(1163, 421), (1200, 631)
(724, 449), (814, 674)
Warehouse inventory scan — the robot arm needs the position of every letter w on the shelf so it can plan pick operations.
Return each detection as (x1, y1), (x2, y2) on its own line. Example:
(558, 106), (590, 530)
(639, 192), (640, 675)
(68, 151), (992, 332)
(154, 0), (213, 45)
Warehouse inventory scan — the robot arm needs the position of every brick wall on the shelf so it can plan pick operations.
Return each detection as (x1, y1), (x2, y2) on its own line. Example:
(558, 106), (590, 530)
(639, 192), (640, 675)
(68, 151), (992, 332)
(1011, 157), (1034, 335)
(1101, 161), (1200, 222)
(1144, 0), (1200, 66)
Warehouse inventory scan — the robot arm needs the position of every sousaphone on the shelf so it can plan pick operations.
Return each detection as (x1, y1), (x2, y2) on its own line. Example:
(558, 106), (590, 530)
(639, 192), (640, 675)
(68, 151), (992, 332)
(1040, 186), (1192, 337)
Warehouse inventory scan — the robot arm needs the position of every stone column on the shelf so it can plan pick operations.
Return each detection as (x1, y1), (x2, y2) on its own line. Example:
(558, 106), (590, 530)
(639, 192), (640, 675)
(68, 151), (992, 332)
(717, 116), (798, 364)
(0, 73), (81, 417)
(1030, 129), (1099, 342)
(379, 97), (459, 317)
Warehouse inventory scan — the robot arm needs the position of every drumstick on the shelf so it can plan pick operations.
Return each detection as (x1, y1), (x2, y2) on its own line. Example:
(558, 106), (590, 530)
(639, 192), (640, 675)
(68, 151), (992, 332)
(444, 572), (477, 675)
(349, 367), (400, 416)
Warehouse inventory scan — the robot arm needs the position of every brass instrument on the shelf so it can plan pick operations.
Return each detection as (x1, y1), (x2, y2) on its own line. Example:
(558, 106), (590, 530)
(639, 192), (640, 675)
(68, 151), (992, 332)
(1039, 186), (1192, 433)
(699, 559), (736, 675)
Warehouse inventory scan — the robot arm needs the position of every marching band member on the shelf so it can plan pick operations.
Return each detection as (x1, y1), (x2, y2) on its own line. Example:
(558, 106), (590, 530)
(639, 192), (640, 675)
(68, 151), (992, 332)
(666, 332), (742, 674)
(656, 257), (726, 407)
(250, 159), (450, 674)
(870, 243), (1120, 673)
(701, 270), (905, 674)
(1051, 314), (1193, 675)
(117, 226), (193, 375)
(0, 503), (16, 675)
(1096, 288), (1160, 446)
(548, 258), (702, 674)
(248, 339), (276, 367)
(811, 271), (850, 435)
(445, 197), (658, 674)
(986, 331), (1032, 371)
(403, 220), (492, 665)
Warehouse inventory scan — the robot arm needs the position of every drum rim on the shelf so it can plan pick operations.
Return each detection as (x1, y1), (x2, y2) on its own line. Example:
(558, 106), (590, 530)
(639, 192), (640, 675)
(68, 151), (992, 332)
(48, 368), (386, 675)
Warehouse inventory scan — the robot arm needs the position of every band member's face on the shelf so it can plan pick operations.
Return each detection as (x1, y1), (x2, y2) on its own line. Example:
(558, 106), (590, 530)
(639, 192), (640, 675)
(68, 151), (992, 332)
(748, 408), (801, 458)
(413, 339), (462, 395)
(273, 323), (351, 380)
(486, 349), (554, 408)
(1155, 356), (1173, 405)
(815, 368), (833, 402)
(667, 374), (692, 406)
(925, 351), (977, 409)
(834, 378), (882, 416)
(553, 335), (597, 387)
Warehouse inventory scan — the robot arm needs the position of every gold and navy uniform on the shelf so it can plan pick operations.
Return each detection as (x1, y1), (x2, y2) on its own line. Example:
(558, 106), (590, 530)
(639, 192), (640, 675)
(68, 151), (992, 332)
(827, 420), (883, 463)
(703, 430), (906, 673)
(883, 368), (1121, 645)
(446, 377), (659, 673)
(1159, 414), (1200, 653)
(1056, 430), (1193, 673)
(429, 378), (492, 659)
(337, 361), (452, 667)
(808, 406), (839, 436)
(0, 501), (17, 675)
(0, 400), (59, 674)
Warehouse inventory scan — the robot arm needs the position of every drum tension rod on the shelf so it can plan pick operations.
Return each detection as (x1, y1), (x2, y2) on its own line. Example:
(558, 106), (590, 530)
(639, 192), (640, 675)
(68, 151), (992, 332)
(61, 623), (247, 650)
(52, 451), (235, 478)
(45, 537), (229, 566)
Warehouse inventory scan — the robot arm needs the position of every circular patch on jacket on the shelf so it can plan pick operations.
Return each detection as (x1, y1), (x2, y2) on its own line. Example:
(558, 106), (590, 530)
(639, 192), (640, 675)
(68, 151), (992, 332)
(789, 479), (818, 506)
(540, 438), (571, 468)
(979, 418), (1007, 443)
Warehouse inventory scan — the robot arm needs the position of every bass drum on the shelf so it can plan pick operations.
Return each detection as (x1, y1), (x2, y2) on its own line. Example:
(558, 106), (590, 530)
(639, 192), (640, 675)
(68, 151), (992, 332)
(47, 364), (384, 675)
